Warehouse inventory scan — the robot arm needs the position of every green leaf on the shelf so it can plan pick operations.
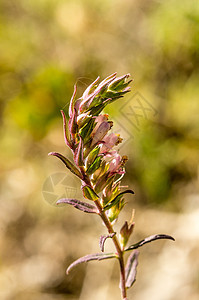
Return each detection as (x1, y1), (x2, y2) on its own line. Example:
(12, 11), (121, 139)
(86, 146), (100, 168)
(48, 152), (82, 179)
(103, 189), (134, 211)
(86, 156), (102, 175)
(79, 118), (95, 144)
(94, 173), (111, 194)
(82, 185), (99, 200)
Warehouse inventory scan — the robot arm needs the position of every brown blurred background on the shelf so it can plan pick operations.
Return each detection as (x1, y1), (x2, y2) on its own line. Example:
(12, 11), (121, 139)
(0, 0), (199, 299)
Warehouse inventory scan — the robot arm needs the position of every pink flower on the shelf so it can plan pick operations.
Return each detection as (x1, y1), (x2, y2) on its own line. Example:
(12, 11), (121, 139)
(104, 151), (125, 174)
(100, 133), (122, 154)
(92, 115), (109, 135)
(91, 114), (112, 147)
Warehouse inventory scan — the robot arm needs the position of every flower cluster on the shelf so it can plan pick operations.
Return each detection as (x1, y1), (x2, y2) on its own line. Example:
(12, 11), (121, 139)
(50, 73), (133, 224)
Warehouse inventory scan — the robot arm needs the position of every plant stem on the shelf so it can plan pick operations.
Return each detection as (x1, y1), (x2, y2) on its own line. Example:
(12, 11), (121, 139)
(94, 199), (127, 299)
(80, 166), (127, 299)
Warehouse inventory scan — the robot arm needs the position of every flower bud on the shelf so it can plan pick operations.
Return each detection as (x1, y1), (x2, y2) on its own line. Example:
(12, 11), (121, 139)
(119, 211), (135, 250)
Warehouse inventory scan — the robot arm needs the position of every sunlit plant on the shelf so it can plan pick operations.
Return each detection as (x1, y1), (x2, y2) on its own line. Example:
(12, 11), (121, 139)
(49, 73), (174, 300)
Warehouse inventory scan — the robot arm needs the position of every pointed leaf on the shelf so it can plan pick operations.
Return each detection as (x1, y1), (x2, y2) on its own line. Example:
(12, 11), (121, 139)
(86, 146), (100, 168)
(48, 152), (82, 179)
(125, 250), (139, 288)
(79, 76), (100, 112)
(82, 185), (99, 201)
(67, 252), (116, 274)
(68, 107), (78, 135)
(82, 76), (100, 99)
(103, 189), (134, 211)
(74, 136), (84, 166)
(125, 234), (175, 252)
(56, 198), (98, 214)
(86, 155), (102, 175)
(94, 172), (112, 194)
(79, 118), (95, 144)
(60, 110), (72, 148)
(99, 233), (116, 252)
(69, 85), (77, 118)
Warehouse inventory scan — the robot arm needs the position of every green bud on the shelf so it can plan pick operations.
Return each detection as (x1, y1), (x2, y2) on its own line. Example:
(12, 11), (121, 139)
(82, 185), (99, 201)
(86, 146), (100, 169)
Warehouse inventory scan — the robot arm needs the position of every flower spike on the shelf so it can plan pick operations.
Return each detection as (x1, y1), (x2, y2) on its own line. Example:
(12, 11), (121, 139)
(48, 73), (174, 300)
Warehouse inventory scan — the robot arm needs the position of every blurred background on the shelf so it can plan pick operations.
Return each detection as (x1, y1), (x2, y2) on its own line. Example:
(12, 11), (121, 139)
(0, 0), (199, 299)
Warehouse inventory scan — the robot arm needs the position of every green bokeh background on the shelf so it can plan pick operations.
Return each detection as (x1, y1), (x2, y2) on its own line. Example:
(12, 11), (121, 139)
(0, 1), (199, 299)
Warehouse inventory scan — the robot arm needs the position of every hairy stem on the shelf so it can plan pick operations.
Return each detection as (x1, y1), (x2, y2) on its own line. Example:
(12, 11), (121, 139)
(94, 199), (127, 299)
(80, 166), (127, 299)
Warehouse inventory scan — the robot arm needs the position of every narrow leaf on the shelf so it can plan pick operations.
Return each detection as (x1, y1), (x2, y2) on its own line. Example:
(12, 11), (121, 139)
(56, 198), (98, 214)
(74, 135), (84, 166)
(68, 107), (78, 135)
(125, 250), (139, 288)
(48, 152), (82, 179)
(99, 233), (116, 252)
(69, 85), (77, 118)
(125, 234), (175, 252)
(60, 110), (72, 148)
(67, 252), (116, 274)
(86, 146), (100, 168)
(103, 189), (134, 211)
(86, 155), (102, 175)
(79, 118), (95, 144)
(82, 185), (99, 201)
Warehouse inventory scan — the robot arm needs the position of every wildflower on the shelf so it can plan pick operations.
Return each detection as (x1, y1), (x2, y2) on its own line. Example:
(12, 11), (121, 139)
(48, 73), (175, 300)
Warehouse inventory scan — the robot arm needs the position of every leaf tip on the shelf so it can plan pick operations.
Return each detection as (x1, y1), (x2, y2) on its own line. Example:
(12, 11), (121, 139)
(66, 267), (70, 275)
(48, 152), (54, 156)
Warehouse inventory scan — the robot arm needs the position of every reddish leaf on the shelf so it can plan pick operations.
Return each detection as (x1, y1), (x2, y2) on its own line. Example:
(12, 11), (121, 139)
(60, 110), (72, 149)
(67, 252), (116, 274)
(125, 251), (139, 288)
(48, 152), (82, 179)
(69, 85), (77, 118)
(99, 233), (116, 252)
(125, 234), (175, 252)
(74, 135), (84, 166)
(56, 198), (98, 214)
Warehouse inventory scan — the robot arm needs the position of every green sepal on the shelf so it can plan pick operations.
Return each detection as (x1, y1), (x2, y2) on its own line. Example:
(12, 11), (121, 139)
(103, 189), (134, 211)
(86, 146), (100, 169)
(79, 118), (95, 144)
(88, 103), (106, 116)
(108, 198), (125, 223)
(86, 155), (102, 175)
(77, 114), (92, 128)
(74, 135), (84, 166)
(82, 185), (99, 201)
(48, 152), (82, 179)
(94, 173), (112, 194)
